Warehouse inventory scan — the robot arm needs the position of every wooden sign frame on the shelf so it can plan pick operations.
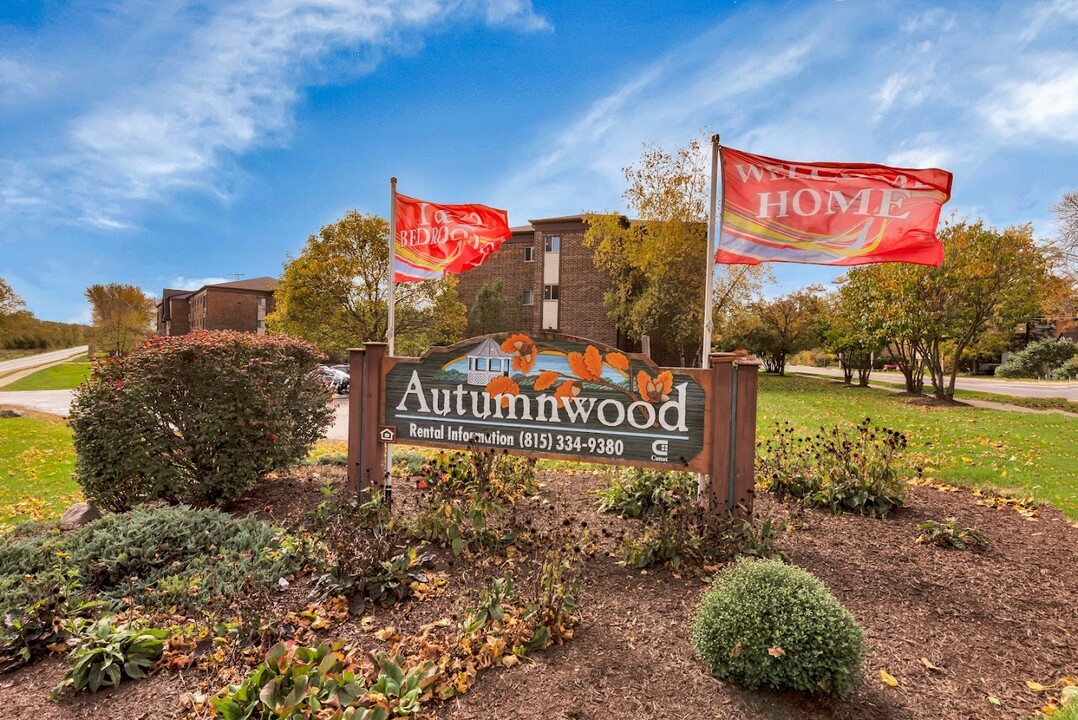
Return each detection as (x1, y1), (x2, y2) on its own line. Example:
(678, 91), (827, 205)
(347, 332), (759, 513)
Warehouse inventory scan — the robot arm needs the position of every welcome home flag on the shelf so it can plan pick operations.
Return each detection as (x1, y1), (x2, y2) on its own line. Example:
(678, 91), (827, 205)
(393, 193), (513, 282)
(716, 147), (953, 267)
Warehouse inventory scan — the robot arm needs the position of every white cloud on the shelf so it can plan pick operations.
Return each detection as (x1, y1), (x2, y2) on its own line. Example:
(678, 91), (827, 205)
(167, 276), (233, 291)
(982, 60), (1078, 143)
(0, 0), (550, 229)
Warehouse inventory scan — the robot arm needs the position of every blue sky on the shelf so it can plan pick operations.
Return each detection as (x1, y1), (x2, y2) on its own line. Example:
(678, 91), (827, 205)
(2, 0), (1077, 322)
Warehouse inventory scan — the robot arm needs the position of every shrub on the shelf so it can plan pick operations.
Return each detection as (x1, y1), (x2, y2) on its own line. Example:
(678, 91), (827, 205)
(51, 618), (167, 697)
(757, 419), (908, 518)
(0, 506), (301, 616)
(596, 467), (697, 518)
(408, 449), (537, 555)
(691, 558), (866, 697)
(916, 517), (989, 552)
(995, 338), (1077, 379)
(67, 505), (301, 609)
(597, 468), (783, 569)
(1056, 361), (1078, 380)
(70, 331), (334, 509)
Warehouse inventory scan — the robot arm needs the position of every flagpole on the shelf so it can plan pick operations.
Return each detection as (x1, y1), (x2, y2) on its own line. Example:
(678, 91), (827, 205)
(701, 134), (721, 369)
(387, 177), (397, 356)
(386, 177), (397, 497)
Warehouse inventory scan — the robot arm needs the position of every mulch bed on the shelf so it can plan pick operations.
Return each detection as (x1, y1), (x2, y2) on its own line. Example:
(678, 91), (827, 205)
(1, 466), (1075, 720)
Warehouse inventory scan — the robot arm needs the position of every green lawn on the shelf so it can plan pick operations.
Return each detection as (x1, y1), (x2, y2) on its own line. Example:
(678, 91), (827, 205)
(854, 375), (1078, 414)
(758, 374), (1078, 519)
(3, 361), (93, 391)
(0, 413), (81, 525)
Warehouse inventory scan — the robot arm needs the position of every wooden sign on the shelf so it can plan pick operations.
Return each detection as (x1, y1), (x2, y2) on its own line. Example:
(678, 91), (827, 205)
(384, 333), (708, 472)
(347, 333), (759, 513)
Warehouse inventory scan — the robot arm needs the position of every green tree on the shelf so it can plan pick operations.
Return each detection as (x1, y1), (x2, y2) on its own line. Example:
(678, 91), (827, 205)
(466, 278), (516, 336)
(727, 287), (825, 375)
(267, 210), (466, 356)
(584, 138), (769, 366)
(85, 283), (155, 355)
(822, 285), (883, 386)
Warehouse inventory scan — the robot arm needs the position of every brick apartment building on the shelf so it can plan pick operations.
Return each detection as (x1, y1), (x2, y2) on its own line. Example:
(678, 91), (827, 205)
(456, 215), (632, 349)
(156, 277), (278, 336)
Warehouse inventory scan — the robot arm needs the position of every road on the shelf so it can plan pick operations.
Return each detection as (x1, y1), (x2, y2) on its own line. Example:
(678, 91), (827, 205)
(787, 365), (1078, 402)
(0, 346), (87, 378)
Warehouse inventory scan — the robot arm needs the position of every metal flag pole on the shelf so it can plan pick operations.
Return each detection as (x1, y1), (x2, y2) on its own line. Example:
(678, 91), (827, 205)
(387, 177), (398, 356)
(701, 134), (721, 369)
(385, 177), (397, 498)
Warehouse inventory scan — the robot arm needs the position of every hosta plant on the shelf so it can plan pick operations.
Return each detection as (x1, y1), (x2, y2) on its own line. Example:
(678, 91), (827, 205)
(213, 642), (438, 720)
(916, 517), (989, 552)
(51, 618), (168, 698)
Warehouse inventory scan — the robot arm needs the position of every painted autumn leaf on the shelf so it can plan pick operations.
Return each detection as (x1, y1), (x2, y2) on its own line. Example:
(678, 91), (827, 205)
(637, 370), (673, 403)
(605, 351), (630, 371)
(880, 669), (899, 687)
(533, 370), (559, 392)
(567, 346), (603, 381)
(485, 376), (519, 407)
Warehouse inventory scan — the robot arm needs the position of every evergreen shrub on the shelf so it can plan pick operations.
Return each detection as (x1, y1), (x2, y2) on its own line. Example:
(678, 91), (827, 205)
(70, 330), (334, 509)
(691, 558), (866, 697)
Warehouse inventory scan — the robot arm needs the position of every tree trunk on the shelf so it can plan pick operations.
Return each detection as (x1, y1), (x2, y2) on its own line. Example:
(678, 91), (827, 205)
(858, 366), (871, 386)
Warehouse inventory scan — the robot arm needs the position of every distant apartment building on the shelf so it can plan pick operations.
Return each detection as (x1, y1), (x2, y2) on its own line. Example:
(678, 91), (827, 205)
(456, 215), (632, 349)
(156, 277), (278, 336)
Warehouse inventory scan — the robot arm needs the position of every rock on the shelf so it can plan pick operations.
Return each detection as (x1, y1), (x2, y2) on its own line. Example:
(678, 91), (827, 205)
(60, 502), (102, 531)
(0, 409), (26, 418)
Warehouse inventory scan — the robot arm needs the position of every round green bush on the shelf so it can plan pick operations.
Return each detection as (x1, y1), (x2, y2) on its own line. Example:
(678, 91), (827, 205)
(70, 330), (334, 509)
(690, 558), (866, 697)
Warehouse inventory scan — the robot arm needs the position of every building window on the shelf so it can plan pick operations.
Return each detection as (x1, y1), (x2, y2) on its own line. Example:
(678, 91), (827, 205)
(522, 289), (534, 305)
(544, 235), (561, 253)
(523, 246), (535, 262)
(543, 284), (559, 301)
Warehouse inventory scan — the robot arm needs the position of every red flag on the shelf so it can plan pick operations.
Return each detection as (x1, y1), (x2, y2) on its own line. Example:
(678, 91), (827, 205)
(394, 194), (512, 282)
(717, 147), (952, 267)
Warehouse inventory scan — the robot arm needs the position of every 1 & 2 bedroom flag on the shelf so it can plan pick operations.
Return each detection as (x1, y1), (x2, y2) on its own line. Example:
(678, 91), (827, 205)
(393, 193), (513, 282)
(716, 147), (953, 267)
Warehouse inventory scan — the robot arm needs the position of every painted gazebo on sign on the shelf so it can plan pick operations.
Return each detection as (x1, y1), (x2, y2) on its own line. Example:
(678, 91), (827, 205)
(465, 336), (512, 386)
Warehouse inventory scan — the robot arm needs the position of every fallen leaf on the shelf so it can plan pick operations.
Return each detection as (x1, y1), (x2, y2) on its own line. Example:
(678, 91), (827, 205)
(730, 642), (743, 659)
(501, 655), (519, 668)
(1026, 680), (1048, 693)
(880, 670), (899, 687)
(768, 646), (785, 658)
(988, 695), (1002, 707)
(919, 657), (943, 673)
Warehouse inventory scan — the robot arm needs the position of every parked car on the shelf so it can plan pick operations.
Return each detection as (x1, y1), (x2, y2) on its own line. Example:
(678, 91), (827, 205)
(313, 365), (349, 395)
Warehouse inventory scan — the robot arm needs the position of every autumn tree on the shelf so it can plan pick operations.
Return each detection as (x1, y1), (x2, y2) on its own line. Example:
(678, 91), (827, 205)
(851, 222), (1049, 400)
(267, 210), (466, 356)
(85, 283), (156, 355)
(727, 287), (825, 375)
(584, 138), (769, 367)
(466, 278), (516, 336)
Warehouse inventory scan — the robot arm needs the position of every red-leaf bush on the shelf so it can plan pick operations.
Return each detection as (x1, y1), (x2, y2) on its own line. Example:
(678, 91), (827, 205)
(70, 331), (334, 510)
